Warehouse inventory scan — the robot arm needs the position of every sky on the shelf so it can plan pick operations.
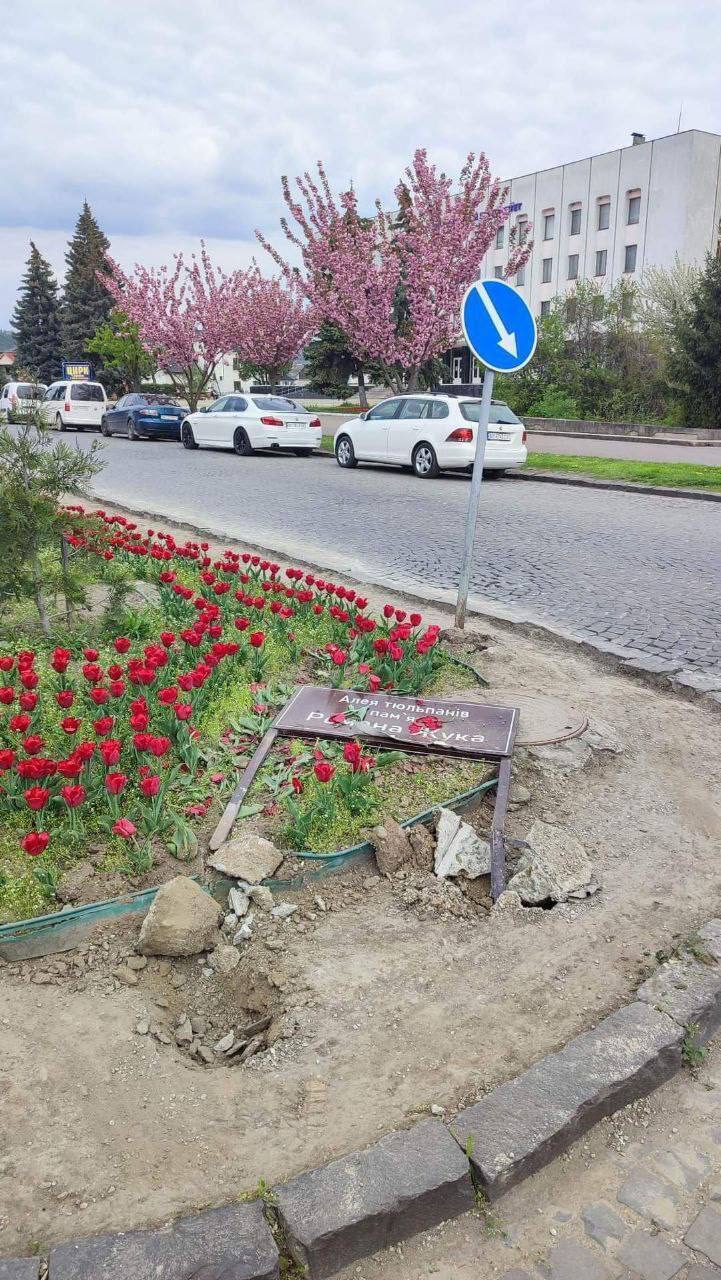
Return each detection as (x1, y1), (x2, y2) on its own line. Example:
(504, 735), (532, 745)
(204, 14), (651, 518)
(1, 0), (720, 328)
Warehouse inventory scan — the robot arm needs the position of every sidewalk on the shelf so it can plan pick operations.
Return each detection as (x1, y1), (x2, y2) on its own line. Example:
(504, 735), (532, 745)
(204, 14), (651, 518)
(335, 1035), (721, 1280)
(528, 433), (721, 466)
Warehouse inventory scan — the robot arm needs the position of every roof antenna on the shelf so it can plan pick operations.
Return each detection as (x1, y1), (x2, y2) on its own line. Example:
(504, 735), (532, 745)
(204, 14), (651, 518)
(676, 102), (683, 133)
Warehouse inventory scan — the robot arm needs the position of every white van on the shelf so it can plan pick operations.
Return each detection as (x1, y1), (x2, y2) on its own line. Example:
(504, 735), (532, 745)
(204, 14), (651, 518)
(0, 380), (48, 423)
(42, 380), (108, 431)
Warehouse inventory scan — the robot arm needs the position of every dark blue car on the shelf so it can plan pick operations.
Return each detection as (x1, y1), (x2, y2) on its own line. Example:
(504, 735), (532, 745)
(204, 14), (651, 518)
(100, 393), (185, 441)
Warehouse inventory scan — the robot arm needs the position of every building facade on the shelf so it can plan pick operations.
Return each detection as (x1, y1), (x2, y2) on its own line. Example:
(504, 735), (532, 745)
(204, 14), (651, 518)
(447, 128), (721, 385)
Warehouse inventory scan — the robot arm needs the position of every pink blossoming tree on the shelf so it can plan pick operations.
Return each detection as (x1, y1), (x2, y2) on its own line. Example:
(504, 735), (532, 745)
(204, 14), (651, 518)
(105, 245), (247, 411)
(258, 150), (532, 393)
(234, 266), (314, 390)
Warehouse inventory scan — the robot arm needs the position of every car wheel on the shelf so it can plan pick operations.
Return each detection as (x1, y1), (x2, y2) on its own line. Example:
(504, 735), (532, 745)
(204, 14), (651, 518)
(100, 417), (112, 437)
(181, 422), (198, 450)
(55, 414), (65, 433)
(233, 427), (253, 457)
(335, 435), (357, 468)
(412, 442), (440, 479)
(484, 468), (507, 479)
(294, 448), (313, 457)
(128, 417), (143, 440)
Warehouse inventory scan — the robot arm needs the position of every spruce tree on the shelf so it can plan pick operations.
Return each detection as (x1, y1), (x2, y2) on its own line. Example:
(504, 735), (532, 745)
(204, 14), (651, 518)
(669, 251), (721, 427)
(11, 242), (62, 383)
(61, 201), (113, 362)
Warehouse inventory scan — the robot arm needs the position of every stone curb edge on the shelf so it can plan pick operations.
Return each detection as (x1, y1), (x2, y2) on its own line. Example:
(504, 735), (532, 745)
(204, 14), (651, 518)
(508, 467), (721, 502)
(7, 921), (721, 1280)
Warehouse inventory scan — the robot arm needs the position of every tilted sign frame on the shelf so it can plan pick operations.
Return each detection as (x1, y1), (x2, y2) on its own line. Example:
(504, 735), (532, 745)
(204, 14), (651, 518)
(210, 686), (520, 900)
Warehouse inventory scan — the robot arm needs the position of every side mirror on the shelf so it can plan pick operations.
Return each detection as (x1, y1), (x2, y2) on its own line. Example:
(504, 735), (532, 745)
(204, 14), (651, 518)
(200, 406), (208, 413)
(359, 411), (368, 421)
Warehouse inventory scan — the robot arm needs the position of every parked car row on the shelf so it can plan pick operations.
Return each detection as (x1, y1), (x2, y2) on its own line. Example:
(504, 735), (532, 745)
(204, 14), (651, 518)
(1, 378), (528, 478)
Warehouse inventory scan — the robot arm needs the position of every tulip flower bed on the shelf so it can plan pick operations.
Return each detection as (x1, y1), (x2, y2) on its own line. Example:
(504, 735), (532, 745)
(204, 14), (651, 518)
(0, 506), (483, 924)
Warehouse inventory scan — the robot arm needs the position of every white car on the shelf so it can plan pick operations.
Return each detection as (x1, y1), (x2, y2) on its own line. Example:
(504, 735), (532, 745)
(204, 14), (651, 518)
(333, 394), (527, 478)
(42, 380), (108, 431)
(180, 394), (322, 456)
(0, 380), (48, 422)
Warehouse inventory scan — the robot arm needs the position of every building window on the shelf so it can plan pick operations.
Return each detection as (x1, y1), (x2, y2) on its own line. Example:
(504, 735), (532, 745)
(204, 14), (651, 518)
(627, 194), (641, 225)
(495, 226), (505, 249)
(540, 300), (551, 317)
(516, 264), (526, 286)
(494, 266), (504, 279)
(569, 207), (582, 236)
(451, 355), (463, 383)
(543, 212), (555, 240)
(624, 244), (638, 273)
(567, 254), (579, 280)
(517, 217), (528, 245)
(598, 201), (610, 231)
(595, 249), (607, 276)
(542, 257), (552, 284)
(471, 357), (482, 383)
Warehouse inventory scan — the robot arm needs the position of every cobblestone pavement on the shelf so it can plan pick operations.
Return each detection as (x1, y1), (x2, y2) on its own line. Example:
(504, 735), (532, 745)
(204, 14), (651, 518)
(73, 434), (721, 679)
(335, 1035), (721, 1280)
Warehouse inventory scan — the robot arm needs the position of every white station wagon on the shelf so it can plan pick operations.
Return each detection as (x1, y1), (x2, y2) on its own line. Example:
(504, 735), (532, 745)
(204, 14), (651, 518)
(333, 393), (527, 478)
(180, 394), (322, 456)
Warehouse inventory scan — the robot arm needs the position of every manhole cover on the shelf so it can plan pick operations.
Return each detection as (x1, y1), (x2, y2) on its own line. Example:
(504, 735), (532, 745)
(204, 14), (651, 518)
(491, 688), (588, 746)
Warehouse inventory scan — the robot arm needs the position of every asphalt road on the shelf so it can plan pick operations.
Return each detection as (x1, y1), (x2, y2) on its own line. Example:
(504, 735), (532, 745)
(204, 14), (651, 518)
(69, 432), (721, 680)
(528, 432), (721, 465)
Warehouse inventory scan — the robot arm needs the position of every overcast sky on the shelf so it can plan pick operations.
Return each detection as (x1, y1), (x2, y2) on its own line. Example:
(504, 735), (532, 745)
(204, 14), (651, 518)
(1, 0), (719, 328)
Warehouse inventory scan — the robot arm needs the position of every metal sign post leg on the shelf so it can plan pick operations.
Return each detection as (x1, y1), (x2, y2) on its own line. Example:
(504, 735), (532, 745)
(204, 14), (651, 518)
(454, 368), (494, 629)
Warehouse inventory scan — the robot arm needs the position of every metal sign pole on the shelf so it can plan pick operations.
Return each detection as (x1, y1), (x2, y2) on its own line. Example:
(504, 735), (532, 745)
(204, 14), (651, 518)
(454, 367), (494, 629)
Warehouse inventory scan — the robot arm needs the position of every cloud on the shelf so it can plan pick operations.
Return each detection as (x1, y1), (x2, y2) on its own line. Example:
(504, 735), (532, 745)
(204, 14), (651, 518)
(1, 0), (720, 323)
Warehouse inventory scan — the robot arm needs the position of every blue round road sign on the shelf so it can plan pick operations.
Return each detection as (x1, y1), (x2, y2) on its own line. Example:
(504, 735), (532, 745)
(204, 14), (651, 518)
(461, 278), (537, 374)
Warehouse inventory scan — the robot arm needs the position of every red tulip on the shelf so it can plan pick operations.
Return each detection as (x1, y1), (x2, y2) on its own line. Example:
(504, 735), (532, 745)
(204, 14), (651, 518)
(291, 775), (303, 794)
(51, 648), (71, 674)
(109, 680), (126, 697)
(100, 739), (122, 766)
(174, 702), (193, 721)
(93, 716), (114, 737)
(113, 636), (131, 654)
(21, 831), (49, 857)
(149, 736), (171, 757)
(56, 690), (74, 709)
(112, 818), (136, 839)
(383, 604), (395, 619)
(82, 662), (103, 684)
(234, 617), (249, 632)
(409, 613), (422, 626)
(19, 692), (38, 711)
(24, 785), (50, 811)
(0, 656), (13, 672)
(57, 756), (83, 779)
(249, 631), (265, 649)
(74, 740), (96, 763)
(83, 648), (99, 661)
(61, 716), (82, 734)
(105, 771), (128, 796)
(0, 687), (15, 705)
(9, 713), (31, 732)
(22, 735), (45, 756)
(140, 774), (160, 797)
(19, 670), (38, 690)
(0, 748), (15, 771)
(314, 761), (335, 784)
(61, 784), (86, 808)
(158, 685), (178, 705)
(90, 687), (110, 705)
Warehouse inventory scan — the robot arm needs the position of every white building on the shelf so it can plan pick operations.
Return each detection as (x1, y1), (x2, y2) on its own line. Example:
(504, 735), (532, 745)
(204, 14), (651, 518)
(449, 128), (721, 383)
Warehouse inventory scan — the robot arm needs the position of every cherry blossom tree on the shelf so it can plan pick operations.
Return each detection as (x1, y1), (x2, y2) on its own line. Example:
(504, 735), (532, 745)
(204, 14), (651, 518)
(234, 266), (313, 390)
(258, 150), (532, 393)
(104, 245), (247, 411)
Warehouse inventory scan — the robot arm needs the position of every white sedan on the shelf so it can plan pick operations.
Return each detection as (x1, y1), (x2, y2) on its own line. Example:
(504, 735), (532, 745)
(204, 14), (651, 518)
(333, 393), (527, 478)
(180, 394), (322, 456)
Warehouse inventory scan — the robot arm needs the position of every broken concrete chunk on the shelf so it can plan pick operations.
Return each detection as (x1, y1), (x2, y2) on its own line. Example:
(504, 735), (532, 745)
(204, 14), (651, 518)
(207, 834), (282, 883)
(507, 820), (598, 905)
(209, 945), (241, 975)
(528, 738), (593, 773)
(137, 877), (221, 957)
(247, 884), (274, 909)
(434, 807), (491, 880)
(228, 887), (250, 917)
(582, 718), (624, 754)
(271, 903), (299, 920)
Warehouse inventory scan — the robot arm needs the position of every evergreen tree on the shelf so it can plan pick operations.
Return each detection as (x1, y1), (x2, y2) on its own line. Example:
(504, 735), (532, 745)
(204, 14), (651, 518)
(61, 201), (113, 362)
(11, 242), (62, 383)
(669, 251), (721, 427)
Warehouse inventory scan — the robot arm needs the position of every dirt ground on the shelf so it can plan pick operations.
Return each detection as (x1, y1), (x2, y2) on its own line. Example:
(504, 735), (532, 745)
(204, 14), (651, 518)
(2, 519), (721, 1259)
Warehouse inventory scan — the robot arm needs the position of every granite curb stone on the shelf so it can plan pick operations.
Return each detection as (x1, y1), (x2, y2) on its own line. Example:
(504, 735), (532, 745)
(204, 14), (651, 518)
(48, 1202), (278, 1280)
(0, 1263), (39, 1280)
(637, 926), (721, 1044)
(274, 1118), (474, 1278)
(451, 1001), (683, 1199)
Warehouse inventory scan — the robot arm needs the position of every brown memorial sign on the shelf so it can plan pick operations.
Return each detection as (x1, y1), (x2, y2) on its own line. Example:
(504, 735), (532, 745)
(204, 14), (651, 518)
(273, 685), (518, 760)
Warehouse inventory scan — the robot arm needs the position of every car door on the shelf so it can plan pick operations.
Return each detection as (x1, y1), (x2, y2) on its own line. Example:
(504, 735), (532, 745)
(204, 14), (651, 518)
(200, 397), (232, 447)
(353, 398), (404, 461)
(386, 398), (431, 464)
(106, 395), (127, 433)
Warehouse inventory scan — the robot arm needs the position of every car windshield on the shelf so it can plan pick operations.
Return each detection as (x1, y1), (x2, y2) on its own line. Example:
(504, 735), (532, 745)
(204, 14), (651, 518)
(16, 384), (46, 399)
(141, 395), (177, 406)
(251, 396), (306, 413)
(460, 401), (521, 425)
(71, 383), (105, 401)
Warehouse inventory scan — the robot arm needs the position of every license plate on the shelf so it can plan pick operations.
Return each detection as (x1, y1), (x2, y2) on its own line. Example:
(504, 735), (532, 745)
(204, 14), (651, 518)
(488, 431), (512, 441)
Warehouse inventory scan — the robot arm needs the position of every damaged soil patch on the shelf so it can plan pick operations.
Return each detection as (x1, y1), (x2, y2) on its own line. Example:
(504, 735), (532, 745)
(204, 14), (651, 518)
(2, 542), (721, 1259)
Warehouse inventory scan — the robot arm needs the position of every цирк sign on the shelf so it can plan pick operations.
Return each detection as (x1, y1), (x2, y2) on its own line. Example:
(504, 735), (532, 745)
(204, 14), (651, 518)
(274, 685), (518, 760)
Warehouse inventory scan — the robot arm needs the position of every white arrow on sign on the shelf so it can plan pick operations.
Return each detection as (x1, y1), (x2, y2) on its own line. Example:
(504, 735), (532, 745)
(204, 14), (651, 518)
(476, 281), (518, 358)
